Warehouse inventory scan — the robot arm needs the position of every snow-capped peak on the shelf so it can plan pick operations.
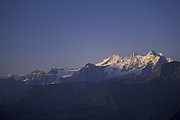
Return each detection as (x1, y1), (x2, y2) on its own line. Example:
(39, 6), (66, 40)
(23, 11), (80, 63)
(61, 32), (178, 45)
(158, 53), (164, 56)
(166, 57), (173, 62)
(96, 54), (123, 67)
(96, 51), (173, 78)
(147, 50), (158, 56)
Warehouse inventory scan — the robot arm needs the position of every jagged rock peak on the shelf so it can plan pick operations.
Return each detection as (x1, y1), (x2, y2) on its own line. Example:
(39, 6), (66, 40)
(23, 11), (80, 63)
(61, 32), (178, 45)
(32, 69), (43, 74)
(147, 50), (158, 56)
(85, 63), (95, 68)
(111, 54), (121, 58)
(48, 68), (58, 74)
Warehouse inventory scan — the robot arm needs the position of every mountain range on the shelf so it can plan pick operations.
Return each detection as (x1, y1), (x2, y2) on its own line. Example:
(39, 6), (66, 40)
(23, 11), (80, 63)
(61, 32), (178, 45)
(14, 50), (173, 85)
(18, 68), (79, 85)
(0, 61), (180, 120)
(0, 50), (180, 120)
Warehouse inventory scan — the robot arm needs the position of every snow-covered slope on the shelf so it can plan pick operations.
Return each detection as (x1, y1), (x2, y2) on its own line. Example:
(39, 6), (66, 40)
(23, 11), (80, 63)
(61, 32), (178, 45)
(96, 50), (173, 78)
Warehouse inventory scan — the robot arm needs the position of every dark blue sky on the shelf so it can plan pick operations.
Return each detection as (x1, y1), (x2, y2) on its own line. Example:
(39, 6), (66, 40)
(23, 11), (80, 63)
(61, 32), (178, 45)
(0, 0), (180, 76)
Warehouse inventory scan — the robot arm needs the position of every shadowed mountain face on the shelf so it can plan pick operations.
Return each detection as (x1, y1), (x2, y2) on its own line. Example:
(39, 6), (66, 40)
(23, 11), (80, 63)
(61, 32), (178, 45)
(19, 69), (58, 85)
(55, 63), (107, 83)
(0, 77), (25, 103)
(71, 63), (106, 82)
(158, 61), (180, 81)
(0, 62), (180, 120)
(169, 108), (180, 120)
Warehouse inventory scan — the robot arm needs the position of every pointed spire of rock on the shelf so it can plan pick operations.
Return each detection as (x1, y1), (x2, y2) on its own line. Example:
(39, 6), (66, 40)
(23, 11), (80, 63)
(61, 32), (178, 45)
(147, 50), (158, 56)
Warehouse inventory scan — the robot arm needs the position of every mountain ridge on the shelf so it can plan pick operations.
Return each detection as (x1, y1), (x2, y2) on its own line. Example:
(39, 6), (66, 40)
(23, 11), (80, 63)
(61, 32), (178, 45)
(1, 61), (180, 120)
(5, 50), (173, 85)
(96, 50), (173, 78)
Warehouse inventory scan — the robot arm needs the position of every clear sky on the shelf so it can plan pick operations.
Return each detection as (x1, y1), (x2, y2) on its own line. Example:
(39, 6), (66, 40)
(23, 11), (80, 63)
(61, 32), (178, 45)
(0, 0), (180, 76)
